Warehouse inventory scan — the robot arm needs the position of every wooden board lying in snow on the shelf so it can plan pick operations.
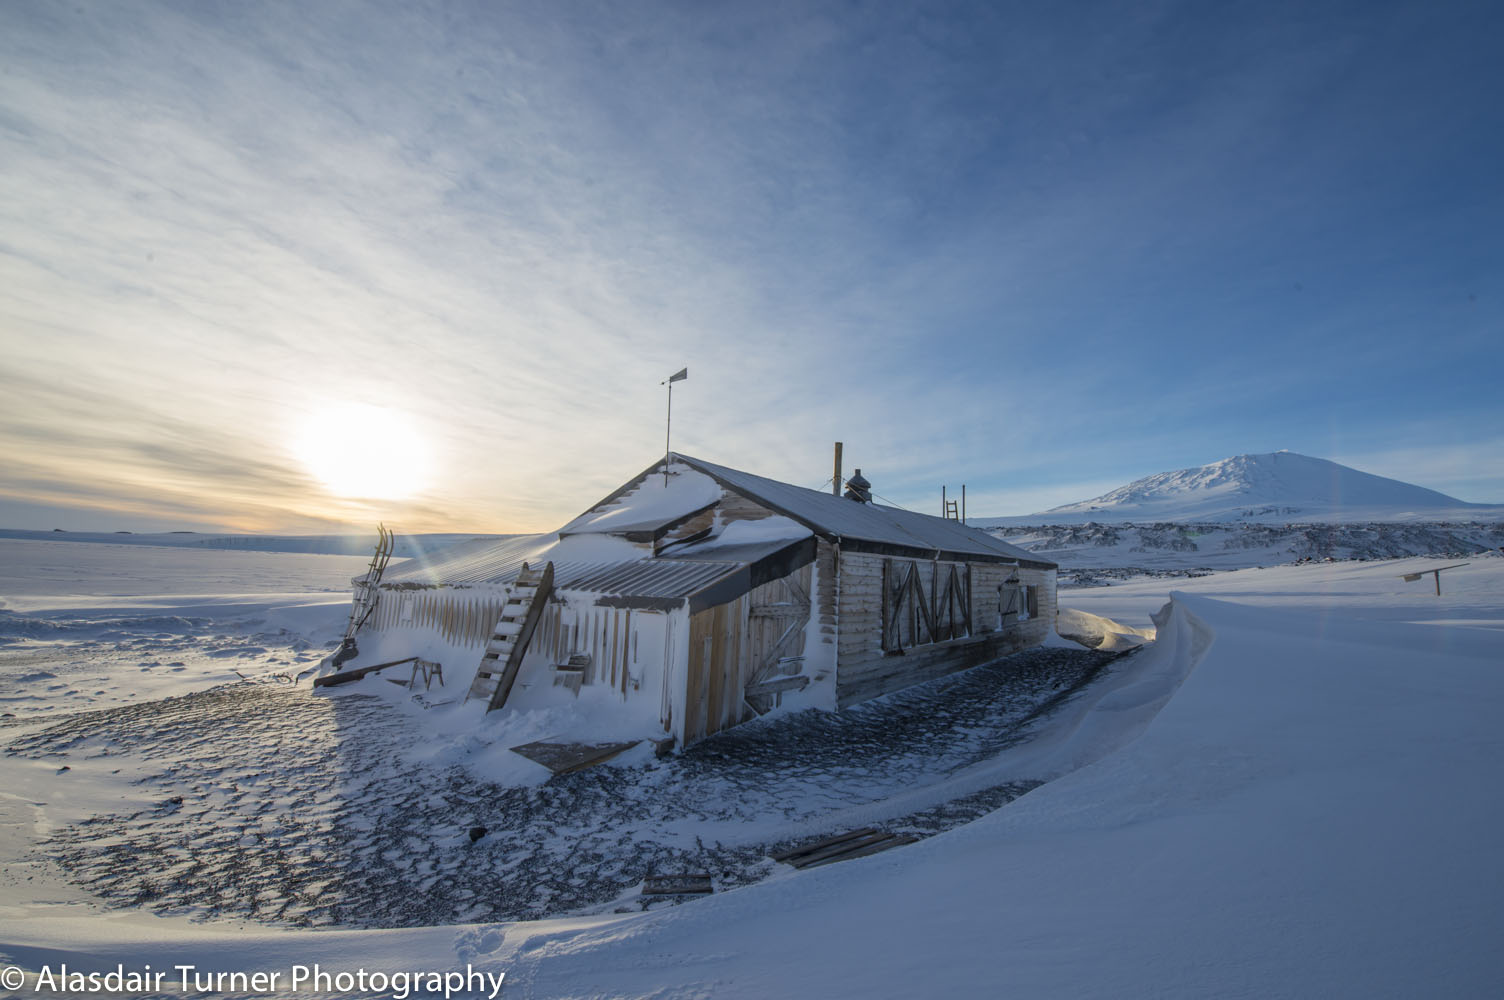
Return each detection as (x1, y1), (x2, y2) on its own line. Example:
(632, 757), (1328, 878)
(771, 827), (920, 869)
(642, 874), (713, 896)
(509, 739), (640, 776)
(313, 656), (418, 688)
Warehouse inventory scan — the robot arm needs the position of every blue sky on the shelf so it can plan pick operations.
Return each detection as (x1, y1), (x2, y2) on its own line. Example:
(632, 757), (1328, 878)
(1, 0), (1501, 532)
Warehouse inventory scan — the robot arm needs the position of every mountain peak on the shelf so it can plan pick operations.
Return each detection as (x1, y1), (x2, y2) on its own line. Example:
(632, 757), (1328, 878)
(1033, 452), (1486, 523)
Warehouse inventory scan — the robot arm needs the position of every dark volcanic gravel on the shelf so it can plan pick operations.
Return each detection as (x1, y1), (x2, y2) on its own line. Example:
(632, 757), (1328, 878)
(5, 646), (1123, 928)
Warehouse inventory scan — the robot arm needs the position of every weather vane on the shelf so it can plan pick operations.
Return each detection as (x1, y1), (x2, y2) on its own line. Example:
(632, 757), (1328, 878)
(661, 367), (687, 486)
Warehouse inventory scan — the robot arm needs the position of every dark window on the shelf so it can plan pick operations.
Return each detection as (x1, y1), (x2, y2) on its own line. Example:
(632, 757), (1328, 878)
(1000, 574), (1034, 627)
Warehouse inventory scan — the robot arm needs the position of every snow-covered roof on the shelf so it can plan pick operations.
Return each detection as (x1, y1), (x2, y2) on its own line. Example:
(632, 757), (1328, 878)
(557, 468), (721, 538)
(382, 533), (723, 592)
(672, 454), (1054, 568)
(378, 529), (816, 612)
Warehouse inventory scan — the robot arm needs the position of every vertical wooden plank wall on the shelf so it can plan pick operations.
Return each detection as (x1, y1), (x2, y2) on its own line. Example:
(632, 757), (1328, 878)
(682, 593), (754, 745)
(368, 588), (508, 648)
(362, 590), (672, 705)
(678, 560), (820, 746)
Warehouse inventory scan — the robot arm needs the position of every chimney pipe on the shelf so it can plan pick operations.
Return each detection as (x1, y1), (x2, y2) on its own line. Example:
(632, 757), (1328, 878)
(833, 442), (843, 497)
(845, 468), (871, 503)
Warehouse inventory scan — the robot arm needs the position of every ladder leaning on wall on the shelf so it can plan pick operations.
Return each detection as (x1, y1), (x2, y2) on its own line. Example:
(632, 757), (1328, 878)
(467, 561), (555, 713)
(331, 523), (395, 667)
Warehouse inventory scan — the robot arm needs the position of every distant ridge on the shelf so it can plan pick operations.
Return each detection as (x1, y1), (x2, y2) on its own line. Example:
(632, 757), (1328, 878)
(976, 452), (1504, 525)
(0, 529), (506, 558)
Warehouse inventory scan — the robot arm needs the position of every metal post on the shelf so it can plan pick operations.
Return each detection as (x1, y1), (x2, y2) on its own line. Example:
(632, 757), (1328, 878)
(962, 485), (966, 524)
(661, 367), (687, 486)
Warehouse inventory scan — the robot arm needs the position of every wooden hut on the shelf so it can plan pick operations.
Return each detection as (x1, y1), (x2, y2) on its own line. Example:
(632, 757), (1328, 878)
(352, 454), (1057, 749)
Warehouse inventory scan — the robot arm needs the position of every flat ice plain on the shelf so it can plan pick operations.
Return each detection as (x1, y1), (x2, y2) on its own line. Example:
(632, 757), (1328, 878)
(2, 537), (1501, 999)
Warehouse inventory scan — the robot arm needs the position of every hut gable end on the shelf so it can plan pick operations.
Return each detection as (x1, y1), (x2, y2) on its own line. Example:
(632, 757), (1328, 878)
(559, 463), (723, 543)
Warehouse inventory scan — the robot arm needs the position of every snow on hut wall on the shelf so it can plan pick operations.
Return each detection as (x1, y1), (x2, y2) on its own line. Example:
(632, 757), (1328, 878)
(358, 578), (688, 730)
(516, 595), (684, 733)
(537, 594), (675, 693)
(367, 586), (507, 647)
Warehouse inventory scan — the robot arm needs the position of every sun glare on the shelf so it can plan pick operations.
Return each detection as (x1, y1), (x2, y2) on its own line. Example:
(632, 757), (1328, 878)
(294, 403), (431, 500)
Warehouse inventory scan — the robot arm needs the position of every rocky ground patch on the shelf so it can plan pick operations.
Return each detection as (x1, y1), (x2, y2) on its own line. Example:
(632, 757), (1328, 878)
(5, 645), (1123, 928)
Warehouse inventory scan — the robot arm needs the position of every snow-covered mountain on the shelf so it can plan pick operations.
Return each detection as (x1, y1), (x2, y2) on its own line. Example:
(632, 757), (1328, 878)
(979, 452), (1504, 524)
(987, 521), (1503, 580)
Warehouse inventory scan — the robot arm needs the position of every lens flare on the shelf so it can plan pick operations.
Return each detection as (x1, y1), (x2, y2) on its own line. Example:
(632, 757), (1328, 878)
(293, 403), (431, 500)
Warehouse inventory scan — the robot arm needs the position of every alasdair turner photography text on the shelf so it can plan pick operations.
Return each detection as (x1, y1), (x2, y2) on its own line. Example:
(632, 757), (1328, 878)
(10, 962), (506, 999)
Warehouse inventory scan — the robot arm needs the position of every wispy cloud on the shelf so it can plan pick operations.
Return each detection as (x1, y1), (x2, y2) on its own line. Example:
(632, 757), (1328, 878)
(2, 1), (1501, 531)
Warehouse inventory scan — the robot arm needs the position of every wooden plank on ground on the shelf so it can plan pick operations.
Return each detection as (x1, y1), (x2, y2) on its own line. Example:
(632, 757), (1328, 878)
(785, 831), (895, 868)
(798, 832), (919, 868)
(641, 874), (713, 896)
(770, 827), (878, 864)
(509, 739), (640, 776)
(771, 827), (919, 869)
(313, 656), (418, 688)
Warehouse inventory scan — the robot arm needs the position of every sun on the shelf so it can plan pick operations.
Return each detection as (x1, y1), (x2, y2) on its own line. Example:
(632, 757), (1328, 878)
(294, 403), (431, 500)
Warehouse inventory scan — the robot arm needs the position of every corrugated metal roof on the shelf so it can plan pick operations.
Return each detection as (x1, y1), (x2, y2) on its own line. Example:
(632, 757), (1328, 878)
(381, 534), (555, 587)
(560, 557), (741, 597)
(666, 536), (811, 566)
(379, 533), (743, 601)
(673, 453), (1052, 566)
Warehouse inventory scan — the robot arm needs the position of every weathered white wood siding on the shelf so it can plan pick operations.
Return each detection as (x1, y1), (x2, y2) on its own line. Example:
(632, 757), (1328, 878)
(369, 586), (507, 648)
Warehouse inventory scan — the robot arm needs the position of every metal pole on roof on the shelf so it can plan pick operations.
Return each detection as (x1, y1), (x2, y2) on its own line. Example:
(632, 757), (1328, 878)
(662, 367), (687, 486)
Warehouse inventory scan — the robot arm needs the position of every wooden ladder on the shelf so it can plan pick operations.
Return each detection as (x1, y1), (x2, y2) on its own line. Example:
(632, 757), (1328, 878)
(467, 561), (555, 712)
(330, 522), (395, 667)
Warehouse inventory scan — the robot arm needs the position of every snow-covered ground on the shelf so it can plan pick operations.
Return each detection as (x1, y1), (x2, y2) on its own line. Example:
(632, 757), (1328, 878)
(1064, 553), (1504, 634)
(0, 539), (1119, 926)
(1, 540), (1501, 998)
(0, 539), (368, 716)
